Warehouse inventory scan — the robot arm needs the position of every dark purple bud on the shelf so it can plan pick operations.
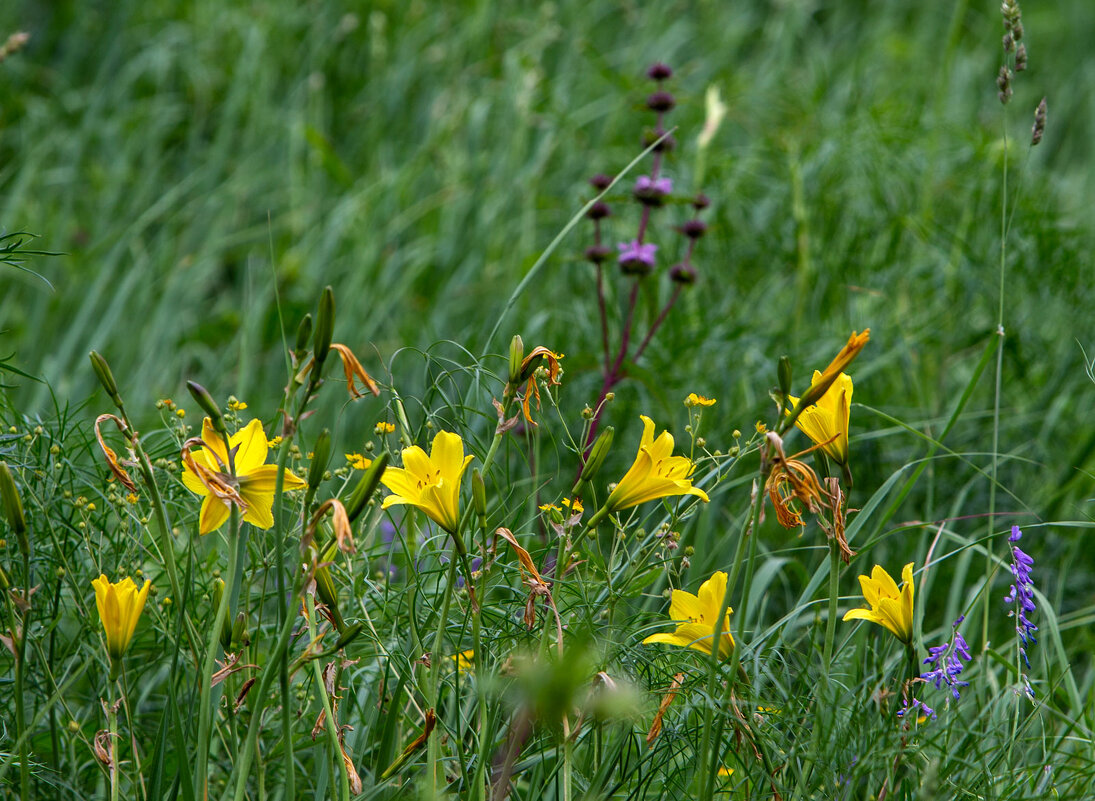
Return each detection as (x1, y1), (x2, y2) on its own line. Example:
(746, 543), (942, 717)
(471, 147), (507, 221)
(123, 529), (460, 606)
(646, 62), (673, 81)
(589, 173), (612, 191)
(646, 91), (676, 112)
(586, 200), (611, 220)
(692, 193), (710, 210)
(670, 263), (697, 285)
(584, 245), (612, 264)
(680, 219), (707, 239)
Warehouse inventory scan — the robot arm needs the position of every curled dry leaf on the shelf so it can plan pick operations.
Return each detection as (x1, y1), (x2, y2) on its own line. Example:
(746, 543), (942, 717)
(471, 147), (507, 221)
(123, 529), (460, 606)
(646, 672), (685, 746)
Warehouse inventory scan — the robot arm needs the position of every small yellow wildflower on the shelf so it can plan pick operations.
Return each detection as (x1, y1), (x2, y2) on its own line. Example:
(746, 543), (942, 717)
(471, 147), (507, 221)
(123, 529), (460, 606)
(605, 416), (709, 513)
(685, 393), (717, 407)
(345, 453), (372, 471)
(375, 421), (395, 435)
(126, 493), (138, 504)
(562, 497), (583, 515)
(842, 563), (915, 644)
(175, 408), (186, 418)
(755, 421), (767, 434)
(268, 436), (283, 449)
(227, 397), (248, 411)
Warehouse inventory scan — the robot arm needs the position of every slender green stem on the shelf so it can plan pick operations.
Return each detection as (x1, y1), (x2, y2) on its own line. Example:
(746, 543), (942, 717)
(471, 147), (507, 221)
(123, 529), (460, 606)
(108, 695), (120, 801)
(426, 555), (460, 796)
(983, 79), (1009, 653)
(699, 469), (766, 801)
(304, 593), (350, 801)
(196, 506), (241, 797)
(15, 642), (29, 800)
(228, 579), (304, 801)
(823, 538), (841, 669)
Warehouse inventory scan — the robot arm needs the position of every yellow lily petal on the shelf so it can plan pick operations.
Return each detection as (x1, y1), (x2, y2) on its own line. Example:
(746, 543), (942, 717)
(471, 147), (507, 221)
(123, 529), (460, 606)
(606, 416), (709, 513)
(229, 418), (269, 474)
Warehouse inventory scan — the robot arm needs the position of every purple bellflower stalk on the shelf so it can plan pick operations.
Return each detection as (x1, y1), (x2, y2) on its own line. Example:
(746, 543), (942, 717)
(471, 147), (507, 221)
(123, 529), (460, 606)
(1004, 524), (1037, 698)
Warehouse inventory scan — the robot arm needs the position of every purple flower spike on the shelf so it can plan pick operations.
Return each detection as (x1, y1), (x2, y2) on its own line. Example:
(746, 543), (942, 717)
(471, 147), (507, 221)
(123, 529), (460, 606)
(1004, 525), (1038, 679)
(921, 619), (971, 701)
(617, 240), (658, 275)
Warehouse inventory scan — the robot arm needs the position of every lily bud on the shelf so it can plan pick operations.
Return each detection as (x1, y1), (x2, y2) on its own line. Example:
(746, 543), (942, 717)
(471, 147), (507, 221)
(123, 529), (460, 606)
(345, 452), (389, 523)
(314, 542), (346, 631)
(0, 462), (28, 558)
(778, 356), (793, 402)
(314, 286), (335, 366)
(211, 578), (232, 650)
(508, 334), (525, 386)
(308, 429), (332, 494)
(334, 621), (364, 650)
(186, 381), (226, 436)
(295, 313), (314, 355)
(471, 468), (486, 524)
(581, 426), (615, 483)
(89, 351), (123, 408)
(231, 611), (250, 648)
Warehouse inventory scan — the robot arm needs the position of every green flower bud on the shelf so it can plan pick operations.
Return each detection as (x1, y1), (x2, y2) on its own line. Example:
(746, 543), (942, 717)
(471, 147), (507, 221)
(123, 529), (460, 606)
(231, 611), (250, 648)
(314, 286), (335, 366)
(508, 334), (525, 386)
(778, 355), (793, 402)
(186, 381), (226, 437)
(307, 429), (332, 494)
(211, 578), (232, 650)
(471, 468), (487, 523)
(0, 462), (28, 558)
(89, 351), (122, 407)
(346, 452), (389, 523)
(580, 426), (614, 483)
(295, 313), (314, 355)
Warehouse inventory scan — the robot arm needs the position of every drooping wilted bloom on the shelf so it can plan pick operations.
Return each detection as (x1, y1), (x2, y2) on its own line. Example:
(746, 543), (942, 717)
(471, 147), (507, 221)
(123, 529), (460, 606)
(842, 563), (915, 644)
(643, 570), (735, 659)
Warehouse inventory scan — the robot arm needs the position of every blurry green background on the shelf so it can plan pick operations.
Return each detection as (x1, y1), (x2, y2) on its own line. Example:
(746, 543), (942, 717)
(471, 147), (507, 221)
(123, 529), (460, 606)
(2, 0), (1093, 525)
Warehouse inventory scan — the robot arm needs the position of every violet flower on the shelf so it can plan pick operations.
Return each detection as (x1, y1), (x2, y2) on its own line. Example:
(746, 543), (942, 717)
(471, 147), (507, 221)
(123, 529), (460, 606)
(921, 616), (972, 700)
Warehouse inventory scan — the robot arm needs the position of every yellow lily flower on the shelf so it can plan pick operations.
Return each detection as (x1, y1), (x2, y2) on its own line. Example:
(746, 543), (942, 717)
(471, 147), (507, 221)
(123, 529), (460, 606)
(842, 562), (915, 644)
(380, 430), (474, 533)
(181, 418), (306, 534)
(787, 371), (853, 464)
(92, 574), (151, 660)
(605, 416), (709, 512)
(643, 570), (735, 659)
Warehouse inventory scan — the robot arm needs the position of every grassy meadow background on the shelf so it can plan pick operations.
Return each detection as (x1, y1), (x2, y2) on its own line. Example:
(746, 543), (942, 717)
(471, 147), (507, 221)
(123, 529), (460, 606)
(3, 0), (1095, 798)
